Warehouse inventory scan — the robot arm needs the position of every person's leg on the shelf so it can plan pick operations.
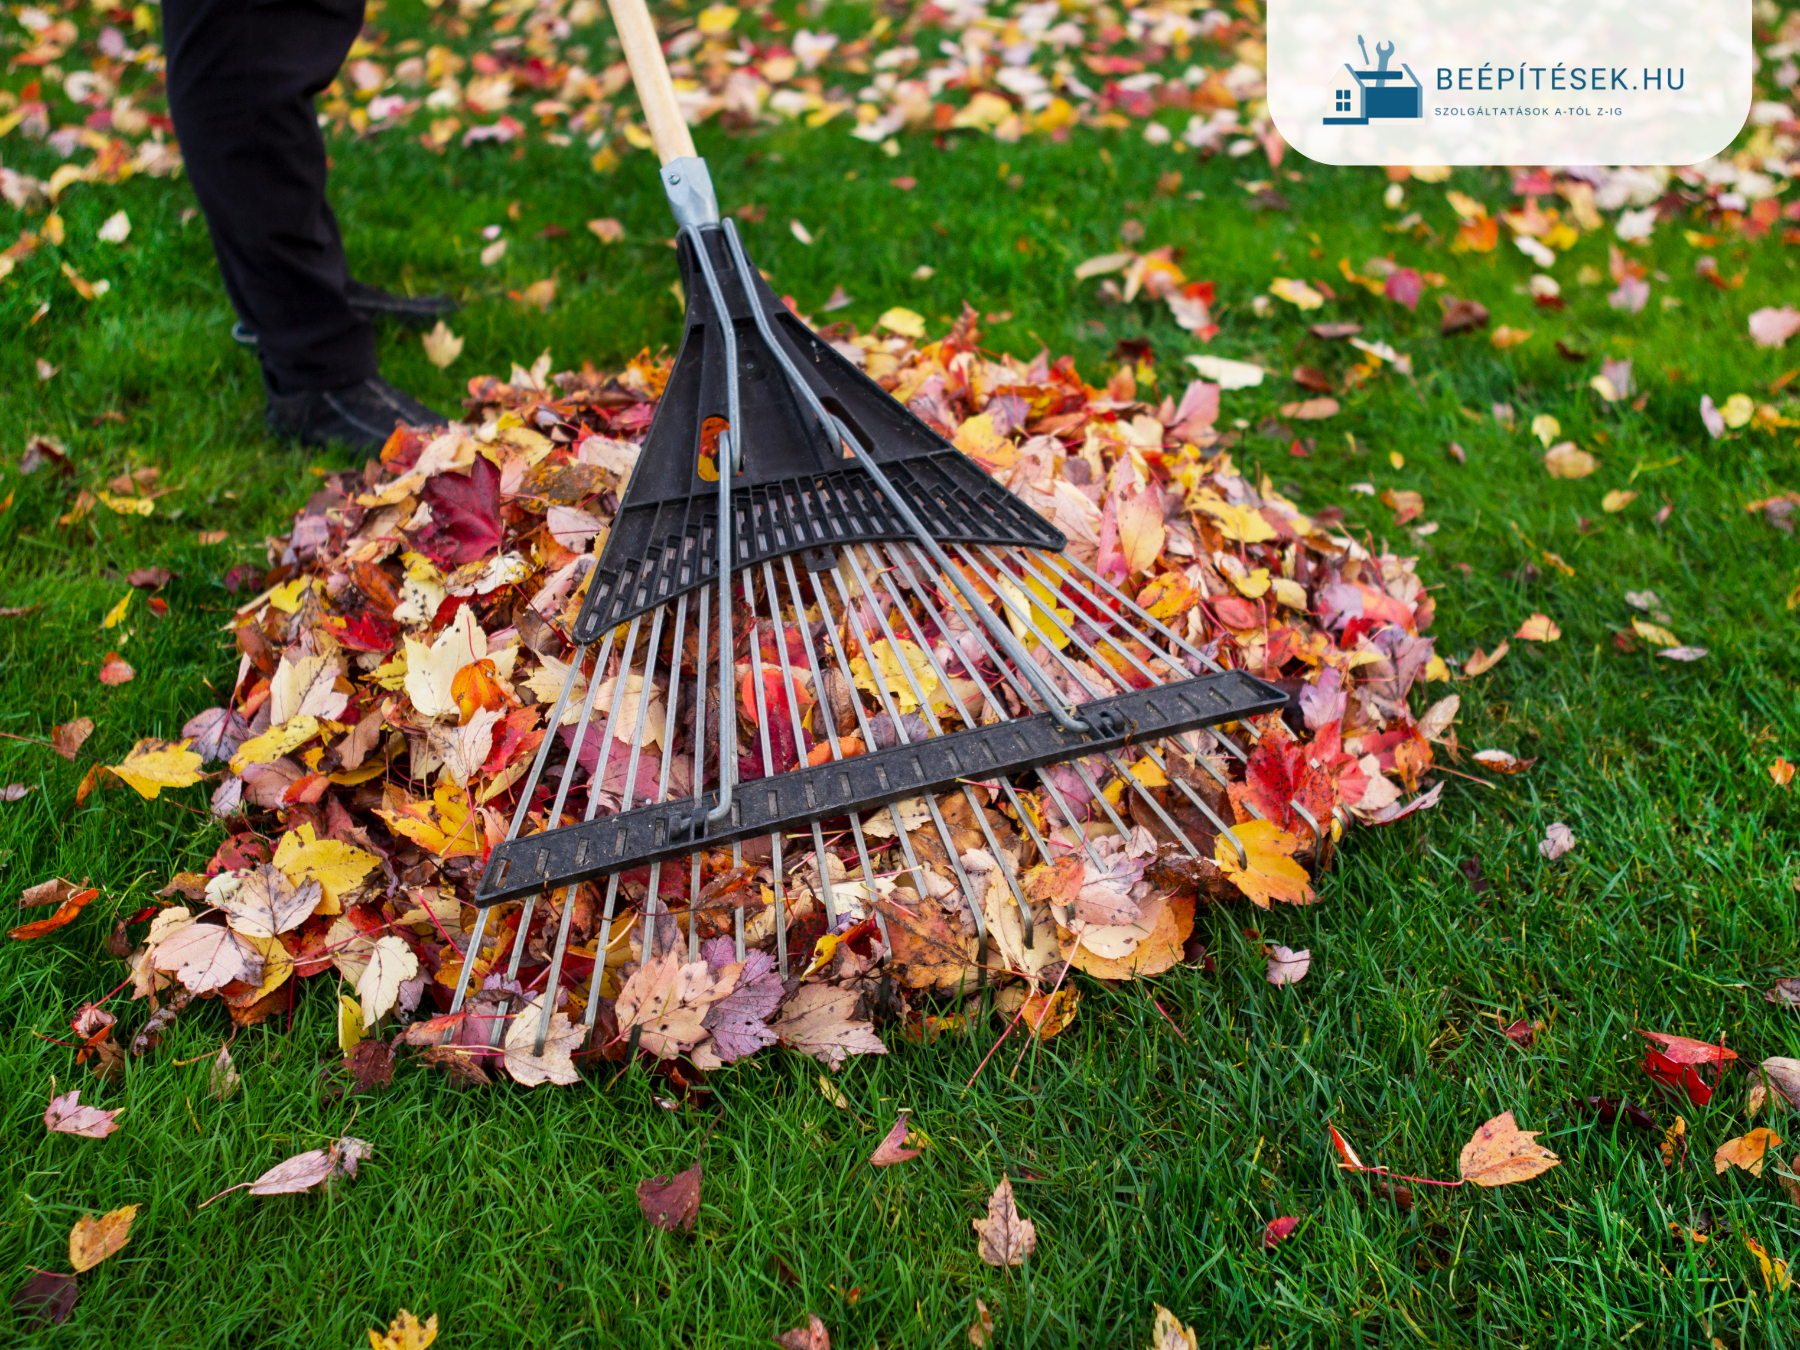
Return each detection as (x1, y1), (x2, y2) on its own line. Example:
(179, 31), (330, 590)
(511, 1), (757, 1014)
(163, 0), (375, 395)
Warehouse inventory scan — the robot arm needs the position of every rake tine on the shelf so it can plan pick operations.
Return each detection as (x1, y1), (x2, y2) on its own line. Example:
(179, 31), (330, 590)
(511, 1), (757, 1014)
(688, 583), (711, 960)
(537, 613), (649, 1054)
(642, 592), (691, 968)
(756, 560), (817, 976)
(778, 553), (849, 927)
(800, 564), (892, 948)
(445, 903), (491, 1023)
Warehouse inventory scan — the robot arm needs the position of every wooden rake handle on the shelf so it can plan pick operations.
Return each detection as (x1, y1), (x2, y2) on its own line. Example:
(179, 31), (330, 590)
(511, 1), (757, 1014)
(605, 0), (696, 163)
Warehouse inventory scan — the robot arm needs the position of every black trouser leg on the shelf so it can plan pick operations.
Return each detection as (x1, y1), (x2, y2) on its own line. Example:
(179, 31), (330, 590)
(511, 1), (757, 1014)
(162, 0), (377, 395)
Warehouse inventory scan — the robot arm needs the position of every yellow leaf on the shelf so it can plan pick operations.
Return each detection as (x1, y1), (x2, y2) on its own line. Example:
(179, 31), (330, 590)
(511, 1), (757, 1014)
(1490, 325), (1533, 350)
(274, 822), (379, 912)
(369, 1309), (440, 1350)
(1214, 819), (1313, 908)
(1445, 189), (1487, 220)
(1531, 414), (1560, 447)
(235, 932), (295, 1004)
(1543, 442), (1597, 478)
(1723, 393), (1755, 428)
(1602, 489), (1638, 513)
(991, 570), (1072, 651)
(849, 637), (941, 714)
(1270, 577), (1309, 610)
(69, 1205), (140, 1272)
(1744, 1235), (1792, 1292)
(1020, 986), (1079, 1038)
(696, 3), (738, 33)
(109, 738), (205, 799)
(1714, 1127), (1783, 1177)
(375, 781), (484, 858)
(267, 577), (314, 613)
(877, 307), (926, 339)
(1191, 494), (1275, 544)
(1589, 374), (1622, 402)
(95, 490), (154, 516)
(1269, 277), (1323, 310)
(338, 993), (366, 1052)
(1632, 618), (1680, 648)
(228, 715), (321, 775)
(1514, 613), (1561, 642)
(421, 321), (463, 368)
(1149, 1305), (1198, 1350)
(952, 412), (1015, 470)
(1137, 571), (1200, 620)
(101, 592), (132, 629)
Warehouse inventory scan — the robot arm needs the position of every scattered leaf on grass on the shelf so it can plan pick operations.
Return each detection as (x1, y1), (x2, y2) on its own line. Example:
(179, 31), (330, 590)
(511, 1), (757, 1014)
(1660, 1117), (1689, 1168)
(368, 1309), (440, 1350)
(44, 1089), (120, 1138)
(1148, 1305), (1198, 1350)
(818, 1074), (849, 1110)
(1659, 646), (1708, 662)
(69, 1205), (139, 1271)
(1262, 1216), (1301, 1249)
(12, 1269), (79, 1326)
(1458, 1111), (1560, 1187)
(1715, 1128), (1783, 1177)
(1640, 1030), (1736, 1106)
(1602, 489), (1639, 513)
(1538, 822), (1575, 860)
(1771, 759), (1796, 787)
(51, 718), (94, 759)
(108, 738), (204, 799)
(1515, 613), (1561, 642)
(98, 652), (134, 685)
(1020, 986), (1080, 1037)
(203, 1137), (372, 1206)
(973, 1175), (1037, 1266)
(1543, 442), (1596, 478)
(421, 322), (463, 369)
(1266, 945), (1311, 986)
(967, 1298), (995, 1347)
(1463, 642), (1508, 676)
(774, 1313), (830, 1350)
(210, 1045), (242, 1100)
(1471, 749), (1534, 774)
(636, 1162), (702, 1232)
(10, 884), (100, 940)
(869, 1111), (921, 1166)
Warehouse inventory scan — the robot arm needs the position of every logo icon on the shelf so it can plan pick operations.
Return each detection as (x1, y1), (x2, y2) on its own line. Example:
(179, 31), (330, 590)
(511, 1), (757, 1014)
(1324, 36), (1422, 124)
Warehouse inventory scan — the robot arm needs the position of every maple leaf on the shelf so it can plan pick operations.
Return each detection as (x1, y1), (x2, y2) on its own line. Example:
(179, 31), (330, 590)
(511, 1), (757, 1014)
(44, 1089), (121, 1138)
(775, 1313), (831, 1350)
(1148, 1304), (1198, 1350)
(1715, 1128), (1783, 1177)
(615, 951), (738, 1060)
(967, 1299), (995, 1348)
(1514, 613), (1561, 642)
(98, 651), (135, 685)
(1214, 820), (1313, 907)
(152, 921), (260, 994)
(1538, 822), (1575, 860)
(973, 1175), (1037, 1266)
(636, 1163), (702, 1232)
(357, 934), (420, 1023)
(422, 320), (463, 368)
(694, 947), (784, 1064)
(272, 823), (379, 909)
(1749, 305), (1800, 348)
(502, 1000), (584, 1086)
(1458, 1111), (1560, 1187)
(1020, 987), (1080, 1038)
(409, 454), (502, 565)
(1230, 721), (1337, 834)
(215, 864), (322, 938)
(369, 1309), (440, 1350)
(1114, 486), (1164, 576)
(869, 1110), (922, 1166)
(108, 737), (204, 799)
(771, 984), (888, 1071)
(210, 1045), (242, 1101)
(375, 781), (485, 857)
(69, 1205), (139, 1272)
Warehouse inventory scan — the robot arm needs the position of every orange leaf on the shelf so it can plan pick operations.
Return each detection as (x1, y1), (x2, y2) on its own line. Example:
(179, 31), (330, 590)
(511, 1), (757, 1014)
(1457, 1111), (1560, 1187)
(451, 659), (505, 724)
(1213, 820), (1313, 908)
(1714, 1128), (1783, 1177)
(1020, 986), (1079, 1038)
(10, 887), (100, 941)
(1514, 613), (1561, 642)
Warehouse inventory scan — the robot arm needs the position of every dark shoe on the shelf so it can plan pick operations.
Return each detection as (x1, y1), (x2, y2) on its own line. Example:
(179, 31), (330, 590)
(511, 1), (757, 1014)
(266, 376), (447, 452)
(232, 282), (458, 347)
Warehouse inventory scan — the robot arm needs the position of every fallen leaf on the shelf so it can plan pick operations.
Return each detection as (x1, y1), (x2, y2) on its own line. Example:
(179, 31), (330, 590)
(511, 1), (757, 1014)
(1457, 1111), (1560, 1187)
(1148, 1305), (1197, 1350)
(1660, 1116), (1689, 1168)
(152, 921), (260, 994)
(243, 1137), (372, 1197)
(422, 321), (463, 368)
(69, 1204), (139, 1271)
(216, 865), (321, 938)
(1266, 945), (1311, 986)
(1279, 397), (1339, 420)
(1439, 297), (1489, 335)
(502, 1000), (584, 1086)
(1268, 277), (1322, 309)
(1261, 1216), (1301, 1249)
(637, 1162), (702, 1232)
(1744, 1234), (1792, 1291)
(967, 1298), (995, 1348)
(615, 950), (737, 1059)
(1215, 819), (1313, 908)
(9, 884), (100, 940)
(1184, 354), (1265, 388)
(1659, 646), (1708, 662)
(51, 718), (94, 759)
(1471, 749), (1534, 774)
(368, 1309), (440, 1350)
(587, 217), (624, 243)
(1770, 759), (1795, 788)
(356, 934), (420, 1023)
(1020, 986), (1080, 1037)
(774, 1313), (830, 1350)
(1463, 641), (1508, 676)
(44, 1089), (121, 1138)
(1543, 442), (1596, 478)
(1538, 822), (1575, 860)
(1750, 306), (1800, 349)
(973, 1174), (1037, 1266)
(877, 306), (925, 338)
(98, 652), (135, 685)
(772, 983), (888, 1070)
(869, 1110), (921, 1166)
(1514, 613), (1560, 642)
(1641, 1030), (1736, 1106)
(1602, 489), (1638, 513)
(210, 1044), (242, 1100)
(11, 1270), (78, 1326)
(1716, 1128), (1784, 1177)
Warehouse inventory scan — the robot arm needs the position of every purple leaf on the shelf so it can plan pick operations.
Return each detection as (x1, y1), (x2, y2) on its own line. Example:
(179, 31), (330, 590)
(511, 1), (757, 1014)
(701, 949), (784, 1061)
(1384, 268), (1423, 311)
(183, 706), (250, 763)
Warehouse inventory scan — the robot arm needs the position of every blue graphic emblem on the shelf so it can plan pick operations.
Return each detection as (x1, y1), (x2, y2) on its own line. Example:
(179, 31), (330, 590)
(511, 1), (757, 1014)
(1324, 36), (1422, 124)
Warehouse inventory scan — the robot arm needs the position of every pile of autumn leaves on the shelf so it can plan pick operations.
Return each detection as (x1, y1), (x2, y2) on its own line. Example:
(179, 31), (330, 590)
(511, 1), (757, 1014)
(43, 313), (1449, 1097)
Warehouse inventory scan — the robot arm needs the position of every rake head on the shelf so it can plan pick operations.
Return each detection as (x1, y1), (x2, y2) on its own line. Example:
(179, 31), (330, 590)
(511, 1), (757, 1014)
(450, 159), (1301, 1053)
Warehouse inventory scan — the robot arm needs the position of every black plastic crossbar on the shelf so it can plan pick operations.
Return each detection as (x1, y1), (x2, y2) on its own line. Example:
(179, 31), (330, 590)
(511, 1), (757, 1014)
(473, 668), (1285, 905)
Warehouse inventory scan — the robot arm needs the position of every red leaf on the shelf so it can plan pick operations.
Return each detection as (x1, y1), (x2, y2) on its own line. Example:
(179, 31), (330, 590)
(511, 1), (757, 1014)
(1385, 268), (1423, 311)
(1262, 1216), (1301, 1249)
(409, 455), (503, 565)
(1636, 1030), (1736, 1064)
(98, 652), (134, 685)
(868, 1110), (921, 1166)
(1229, 718), (1337, 833)
(328, 611), (397, 654)
(1639, 1030), (1735, 1105)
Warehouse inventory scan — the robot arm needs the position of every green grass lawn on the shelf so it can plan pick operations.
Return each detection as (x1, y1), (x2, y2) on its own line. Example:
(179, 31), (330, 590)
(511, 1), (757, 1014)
(5, 6), (1800, 1345)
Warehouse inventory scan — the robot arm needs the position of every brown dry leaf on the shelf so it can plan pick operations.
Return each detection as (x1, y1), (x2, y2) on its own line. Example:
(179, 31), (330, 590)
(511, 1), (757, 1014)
(216, 864), (322, 938)
(614, 951), (737, 1059)
(11, 1270), (79, 1327)
(502, 1000), (584, 1087)
(51, 718), (94, 760)
(1761, 1057), (1800, 1109)
(1457, 1111), (1560, 1187)
(771, 984), (888, 1071)
(1463, 641), (1509, 676)
(68, 1204), (139, 1272)
(869, 1110), (921, 1166)
(1149, 1304), (1199, 1350)
(636, 1162), (702, 1232)
(368, 1309), (440, 1350)
(973, 1174), (1037, 1266)
(967, 1298), (995, 1348)
(20, 876), (87, 907)
(774, 1313), (831, 1350)
(1714, 1127), (1783, 1177)
(44, 1089), (121, 1138)
(1777, 1154), (1800, 1207)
